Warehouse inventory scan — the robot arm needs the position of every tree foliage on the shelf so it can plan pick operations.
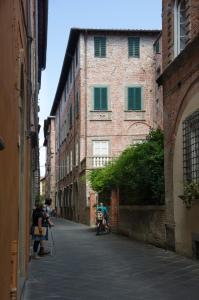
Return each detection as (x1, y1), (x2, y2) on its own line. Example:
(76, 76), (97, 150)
(89, 129), (165, 205)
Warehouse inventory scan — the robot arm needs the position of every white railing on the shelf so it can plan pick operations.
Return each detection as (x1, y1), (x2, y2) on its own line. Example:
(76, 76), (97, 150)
(89, 156), (116, 168)
(80, 156), (116, 171)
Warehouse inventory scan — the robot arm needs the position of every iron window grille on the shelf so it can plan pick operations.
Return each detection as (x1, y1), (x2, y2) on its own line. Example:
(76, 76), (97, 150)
(183, 110), (199, 183)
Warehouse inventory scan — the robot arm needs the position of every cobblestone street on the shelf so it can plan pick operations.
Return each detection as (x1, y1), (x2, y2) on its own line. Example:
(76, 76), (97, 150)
(23, 218), (199, 300)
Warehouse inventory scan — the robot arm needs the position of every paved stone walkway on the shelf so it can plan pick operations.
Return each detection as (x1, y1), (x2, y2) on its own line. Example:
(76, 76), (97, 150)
(23, 218), (199, 300)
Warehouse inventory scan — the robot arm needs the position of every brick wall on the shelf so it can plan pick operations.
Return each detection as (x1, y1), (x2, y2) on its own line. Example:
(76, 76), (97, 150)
(118, 206), (167, 248)
(109, 188), (167, 247)
(162, 0), (199, 69)
(160, 0), (199, 254)
(54, 29), (162, 225)
(80, 33), (159, 158)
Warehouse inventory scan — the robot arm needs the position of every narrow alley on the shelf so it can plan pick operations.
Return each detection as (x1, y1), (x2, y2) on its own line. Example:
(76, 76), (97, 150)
(23, 219), (199, 300)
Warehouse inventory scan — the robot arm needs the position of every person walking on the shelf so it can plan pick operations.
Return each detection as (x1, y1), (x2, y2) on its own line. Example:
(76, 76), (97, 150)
(31, 202), (48, 259)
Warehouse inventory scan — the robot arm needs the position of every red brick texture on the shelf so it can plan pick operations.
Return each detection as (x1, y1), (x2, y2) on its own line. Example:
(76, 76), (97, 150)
(162, 0), (199, 69)
(110, 189), (120, 232)
(160, 0), (199, 250)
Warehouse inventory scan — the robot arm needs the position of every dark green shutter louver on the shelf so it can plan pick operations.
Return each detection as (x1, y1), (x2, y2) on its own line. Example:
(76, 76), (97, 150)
(94, 87), (108, 110)
(69, 104), (73, 128)
(94, 37), (106, 57)
(128, 87), (142, 110)
(128, 37), (140, 57)
(101, 88), (107, 110)
(75, 92), (79, 116)
(155, 41), (160, 54)
(94, 88), (101, 110)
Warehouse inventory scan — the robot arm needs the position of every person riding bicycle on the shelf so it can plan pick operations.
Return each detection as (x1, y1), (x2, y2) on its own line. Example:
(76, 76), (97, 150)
(96, 202), (109, 225)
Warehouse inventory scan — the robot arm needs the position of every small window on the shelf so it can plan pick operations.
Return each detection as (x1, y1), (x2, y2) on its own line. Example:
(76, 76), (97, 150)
(128, 37), (140, 58)
(94, 87), (108, 111)
(92, 140), (109, 168)
(93, 141), (109, 156)
(75, 47), (78, 67)
(94, 37), (106, 57)
(67, 155), (69, 174)
(75, 142), (79, 166)
(183, 110), (199, 183)
(69, 104), (73, 129)
(75, 91), (79, 117)
(174, 0), (187, 55)
(70, 150), (73, 172)
(154, 41), (160, 54)
(127, 87), (142, 110)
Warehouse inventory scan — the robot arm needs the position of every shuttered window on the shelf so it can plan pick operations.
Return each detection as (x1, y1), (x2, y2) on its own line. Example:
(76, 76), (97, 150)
(128, 37), (140, 57)
(128, 87), (142, 110)
(69, 104), (73, 128)
(154, 41), (160, 54)
(94, 37), (106, 57)
(94, 87), (108, 110)
(75, 91), (79, 117)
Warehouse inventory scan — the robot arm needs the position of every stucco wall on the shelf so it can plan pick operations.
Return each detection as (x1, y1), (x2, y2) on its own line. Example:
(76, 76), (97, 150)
(173, 86), (199, 257)
(0, 1), (30, 299)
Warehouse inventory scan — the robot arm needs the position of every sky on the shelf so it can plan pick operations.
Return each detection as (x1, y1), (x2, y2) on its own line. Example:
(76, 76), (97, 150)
(39, 0), (162, 176)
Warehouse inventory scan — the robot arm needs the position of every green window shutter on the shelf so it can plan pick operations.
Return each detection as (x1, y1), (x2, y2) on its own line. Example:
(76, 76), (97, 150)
(128, 87), (142, 110)
(94, 87), (108, 110)
(128, 37), (140, 57)
(94, 37), (100, 57)
(101, 88), (107, 110)
(100, 37), (106, 57)
(94, 37), (106, 57)
(69, 104), (73, 128)
(75, 92), (79, 116)
(135, 88), (141, 110)
(94, 88), (101, 110)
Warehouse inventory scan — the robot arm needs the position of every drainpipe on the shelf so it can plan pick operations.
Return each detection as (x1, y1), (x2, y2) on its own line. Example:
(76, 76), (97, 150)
(84, 31), (88, 158)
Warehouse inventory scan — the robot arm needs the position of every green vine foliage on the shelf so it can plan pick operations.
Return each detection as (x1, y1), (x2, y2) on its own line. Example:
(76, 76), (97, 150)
(89, 129), (165, 205)
(179, 182), (199, 209)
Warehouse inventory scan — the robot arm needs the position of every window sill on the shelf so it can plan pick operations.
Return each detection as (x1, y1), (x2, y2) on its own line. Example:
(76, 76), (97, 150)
(89, 110), (112, 121)
(124, 110), (146, 121)
(124, 110), (145, 112)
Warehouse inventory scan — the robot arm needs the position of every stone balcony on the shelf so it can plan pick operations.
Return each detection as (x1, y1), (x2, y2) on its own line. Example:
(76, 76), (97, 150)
(80, 156), (116, 172)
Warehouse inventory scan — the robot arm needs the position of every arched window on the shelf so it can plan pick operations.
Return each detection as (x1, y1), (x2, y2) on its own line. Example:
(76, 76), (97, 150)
(174, 0), (186, 56)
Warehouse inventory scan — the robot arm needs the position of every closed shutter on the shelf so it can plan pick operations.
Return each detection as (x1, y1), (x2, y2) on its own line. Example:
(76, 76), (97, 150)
(94, 37), (106, 57)
(69, 104), (72, 128)
(101, 88), (107, 110)
(128, 37), (140, 57)
(128, 87), (142, 110)
(94, 87), (108, 110)
(100, 37), (106, 57)
(94, 88), (101, 110)
(75, 91), (79, 116)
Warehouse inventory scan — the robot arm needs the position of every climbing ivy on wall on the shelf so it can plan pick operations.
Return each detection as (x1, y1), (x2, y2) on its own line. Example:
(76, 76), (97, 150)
(89, 129), (165, 205)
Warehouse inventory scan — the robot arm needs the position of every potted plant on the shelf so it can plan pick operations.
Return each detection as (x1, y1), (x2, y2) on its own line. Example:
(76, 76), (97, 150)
(179, 181), (199, 209)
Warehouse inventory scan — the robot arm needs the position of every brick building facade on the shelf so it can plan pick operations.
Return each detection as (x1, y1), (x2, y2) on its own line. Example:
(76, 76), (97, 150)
(0, 1), (48, 299)
(158, 0), (199, 256)
(50, 28), (162, 225)
(44, 116), (56, 208)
